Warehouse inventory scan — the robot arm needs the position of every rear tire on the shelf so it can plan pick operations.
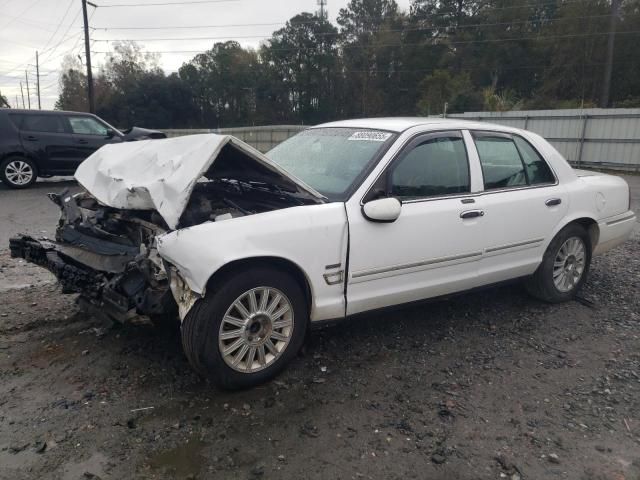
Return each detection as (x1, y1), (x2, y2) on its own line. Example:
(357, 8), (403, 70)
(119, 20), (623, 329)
(0, 156), (38, 189)
(525, 223), (591, 303)
(181, 266), (308, 390)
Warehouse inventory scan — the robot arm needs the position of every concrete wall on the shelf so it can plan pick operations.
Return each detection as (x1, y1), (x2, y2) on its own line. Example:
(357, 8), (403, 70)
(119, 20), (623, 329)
(163, 125), (307, 153)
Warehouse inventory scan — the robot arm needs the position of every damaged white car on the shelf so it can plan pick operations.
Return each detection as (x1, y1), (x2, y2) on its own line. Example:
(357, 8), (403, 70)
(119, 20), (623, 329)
(10, 118), (636, 389)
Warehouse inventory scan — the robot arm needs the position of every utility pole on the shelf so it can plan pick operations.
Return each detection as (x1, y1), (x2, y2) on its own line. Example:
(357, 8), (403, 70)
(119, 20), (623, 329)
(600, 0), (620, 108)
(317, 0), (327, 19)
(25, 71), (31, 109)
(82, 0), (97, 113)
(36, 51), (41, 110)
(16, 95), (19, 109)
(20, 82), (25, 108)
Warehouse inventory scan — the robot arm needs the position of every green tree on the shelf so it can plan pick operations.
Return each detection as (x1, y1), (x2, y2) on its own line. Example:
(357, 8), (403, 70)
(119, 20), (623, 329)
(54, 55), (88, 112)
(533, 0), (611, 107)
(179, 41), (260, 128)
(260, 13), (341, 124)
(0, 90), (9, 108)
(337, 0), (404, 116)
(416, 69), (480, 115)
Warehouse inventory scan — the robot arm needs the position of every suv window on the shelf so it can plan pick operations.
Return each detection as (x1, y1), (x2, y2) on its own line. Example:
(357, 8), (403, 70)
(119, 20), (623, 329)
(513, 135), (555, 184)
(19, 114), (66, 134)
(391, 135), (470, 199)
(68, 116), (109, 136)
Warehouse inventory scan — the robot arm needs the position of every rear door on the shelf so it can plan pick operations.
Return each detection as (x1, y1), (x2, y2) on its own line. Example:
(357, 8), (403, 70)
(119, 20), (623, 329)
(17, 113), (77, 173)
(469, 131), (568, 284)
(65, 114), (122, 162)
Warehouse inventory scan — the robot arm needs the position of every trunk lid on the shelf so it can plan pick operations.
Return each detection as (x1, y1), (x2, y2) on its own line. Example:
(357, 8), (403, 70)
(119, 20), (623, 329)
(75, 133), (325, 230)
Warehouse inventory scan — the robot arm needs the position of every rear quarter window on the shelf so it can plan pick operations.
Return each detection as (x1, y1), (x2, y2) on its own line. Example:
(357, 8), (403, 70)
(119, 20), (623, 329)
(513, 135), (556, 184)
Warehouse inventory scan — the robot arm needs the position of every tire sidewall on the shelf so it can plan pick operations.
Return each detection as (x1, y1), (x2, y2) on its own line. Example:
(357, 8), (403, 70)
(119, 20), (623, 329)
(182, 267), (308, 389)
(0, 156), (38, 189)
(540, 224), (592, 301)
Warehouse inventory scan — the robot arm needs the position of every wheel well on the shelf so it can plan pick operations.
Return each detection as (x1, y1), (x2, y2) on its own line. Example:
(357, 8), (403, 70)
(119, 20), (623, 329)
(205, 257), (313, 314)
(570, 217), (599, 251)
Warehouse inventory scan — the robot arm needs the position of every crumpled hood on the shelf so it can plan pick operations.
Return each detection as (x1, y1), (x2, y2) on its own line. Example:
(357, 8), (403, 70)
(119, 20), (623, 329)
(75, 133), (324, 229)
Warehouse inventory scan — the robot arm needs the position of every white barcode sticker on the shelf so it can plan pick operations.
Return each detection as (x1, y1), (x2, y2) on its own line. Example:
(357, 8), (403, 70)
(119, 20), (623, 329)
(348, 131), (392, 142)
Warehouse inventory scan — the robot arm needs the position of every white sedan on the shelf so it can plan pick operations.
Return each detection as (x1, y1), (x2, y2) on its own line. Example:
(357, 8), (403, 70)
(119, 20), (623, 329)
(10, 118), (636, 389)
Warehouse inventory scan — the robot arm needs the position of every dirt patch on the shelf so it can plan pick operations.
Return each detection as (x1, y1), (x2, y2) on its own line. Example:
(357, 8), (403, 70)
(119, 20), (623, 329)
(1, 232), (639, 479)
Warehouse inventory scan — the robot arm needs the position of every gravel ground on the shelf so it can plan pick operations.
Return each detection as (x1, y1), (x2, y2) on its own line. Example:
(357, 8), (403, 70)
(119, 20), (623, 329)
(0, 176), (638, 480)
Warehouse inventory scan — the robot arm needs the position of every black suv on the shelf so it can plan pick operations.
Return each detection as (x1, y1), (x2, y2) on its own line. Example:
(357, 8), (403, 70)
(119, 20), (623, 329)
(0, 109), (166, 189)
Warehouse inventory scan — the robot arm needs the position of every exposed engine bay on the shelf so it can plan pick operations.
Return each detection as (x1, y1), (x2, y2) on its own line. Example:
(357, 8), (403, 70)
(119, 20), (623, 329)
(10, 134), (323, 324)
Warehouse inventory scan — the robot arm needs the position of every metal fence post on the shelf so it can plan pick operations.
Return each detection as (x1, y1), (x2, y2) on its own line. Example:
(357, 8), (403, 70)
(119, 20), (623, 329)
(523, 115), (529, 130)
(577, 115), (589, 167)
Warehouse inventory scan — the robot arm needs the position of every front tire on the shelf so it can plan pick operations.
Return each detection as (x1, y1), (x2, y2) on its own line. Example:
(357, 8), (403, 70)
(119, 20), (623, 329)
(181, 266), (308, 390)
(0, 156), (38, 189)
(525, 224), (591, 303)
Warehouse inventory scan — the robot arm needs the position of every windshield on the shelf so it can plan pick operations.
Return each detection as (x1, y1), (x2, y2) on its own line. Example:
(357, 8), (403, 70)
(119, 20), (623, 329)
(266, 127), (396, 201)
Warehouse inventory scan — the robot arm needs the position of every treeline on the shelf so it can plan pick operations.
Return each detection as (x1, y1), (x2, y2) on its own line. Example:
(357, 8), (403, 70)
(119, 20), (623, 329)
(55, 0), (640, 129)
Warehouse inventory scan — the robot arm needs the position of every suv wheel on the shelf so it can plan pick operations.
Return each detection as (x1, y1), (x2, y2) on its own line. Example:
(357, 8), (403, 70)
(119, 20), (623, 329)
(1, 156), (38, 189)
(181, 266), (308, 390)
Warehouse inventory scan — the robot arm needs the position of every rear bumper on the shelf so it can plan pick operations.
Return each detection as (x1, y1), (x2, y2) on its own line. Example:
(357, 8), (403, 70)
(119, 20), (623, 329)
(594, 211), (636, 255)
(9, 234), (171, 323)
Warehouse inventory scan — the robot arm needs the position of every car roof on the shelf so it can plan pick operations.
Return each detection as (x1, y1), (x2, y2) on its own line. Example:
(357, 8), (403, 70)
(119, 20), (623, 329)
(313, 116), (519, 134)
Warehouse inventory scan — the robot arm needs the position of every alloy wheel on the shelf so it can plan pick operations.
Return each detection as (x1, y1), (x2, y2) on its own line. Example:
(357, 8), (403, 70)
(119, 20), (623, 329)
(553, 236), (586, 293)
(218, 287), (294, 373)
(5, 160), (34, 186)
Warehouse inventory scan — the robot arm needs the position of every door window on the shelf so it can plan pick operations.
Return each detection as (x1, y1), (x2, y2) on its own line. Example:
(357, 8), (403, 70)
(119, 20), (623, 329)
(68, 116), (109, 136)
(390, 135), (470, 199)
(474, 135), (527, 189)
(474, 133), (555, 189)
(20, 114), (65, 133)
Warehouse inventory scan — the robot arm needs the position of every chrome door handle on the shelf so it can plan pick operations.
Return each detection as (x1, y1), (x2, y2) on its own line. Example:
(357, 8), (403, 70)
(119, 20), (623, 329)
(545, 198), (562, 207)
(460, 209), (485, 219)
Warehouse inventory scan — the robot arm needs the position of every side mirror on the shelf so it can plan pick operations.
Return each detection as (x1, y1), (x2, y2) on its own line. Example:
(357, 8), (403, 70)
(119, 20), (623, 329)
(362, 197), (402, 223)
(105, 128), (115, 138)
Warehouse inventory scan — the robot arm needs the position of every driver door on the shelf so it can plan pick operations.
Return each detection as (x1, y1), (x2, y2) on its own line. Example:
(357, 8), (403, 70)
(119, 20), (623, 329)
(345, 131), (485, 316)
(65, 114), (121, 165)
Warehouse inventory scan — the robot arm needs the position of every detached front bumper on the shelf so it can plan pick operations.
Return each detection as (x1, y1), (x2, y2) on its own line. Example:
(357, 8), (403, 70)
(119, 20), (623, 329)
(10, 235), (100, 295)
(9, 234), (172, 323)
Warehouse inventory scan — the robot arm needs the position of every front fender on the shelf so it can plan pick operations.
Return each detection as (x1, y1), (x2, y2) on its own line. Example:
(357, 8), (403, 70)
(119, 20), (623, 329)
(157, 203), (349, 321)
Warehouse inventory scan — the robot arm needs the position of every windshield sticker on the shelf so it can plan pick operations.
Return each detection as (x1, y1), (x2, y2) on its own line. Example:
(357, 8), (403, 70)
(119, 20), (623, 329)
(348, 131), (392, 142)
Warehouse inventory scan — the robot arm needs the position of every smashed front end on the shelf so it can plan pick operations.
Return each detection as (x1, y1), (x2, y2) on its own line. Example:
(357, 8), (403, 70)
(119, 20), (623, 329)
(10, 191), (173, 323)
(9, 134), (323, 324)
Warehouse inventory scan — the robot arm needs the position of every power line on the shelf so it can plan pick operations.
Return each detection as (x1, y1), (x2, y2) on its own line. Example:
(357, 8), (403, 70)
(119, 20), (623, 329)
(39, 0), (76, 56)
(91, 11), (626, 34)
(39, 7), (85, 66)
(0, 28), (82, 76)
(91, 29), (640, 55)
(92, 13), (637, 44)
(95, 0), (240, 6)
(0, 0), (44, 30)
(91, 21), (292, 31)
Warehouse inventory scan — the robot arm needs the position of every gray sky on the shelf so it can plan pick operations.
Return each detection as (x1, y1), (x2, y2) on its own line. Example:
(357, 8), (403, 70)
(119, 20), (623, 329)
(0, 0), (413, 109)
